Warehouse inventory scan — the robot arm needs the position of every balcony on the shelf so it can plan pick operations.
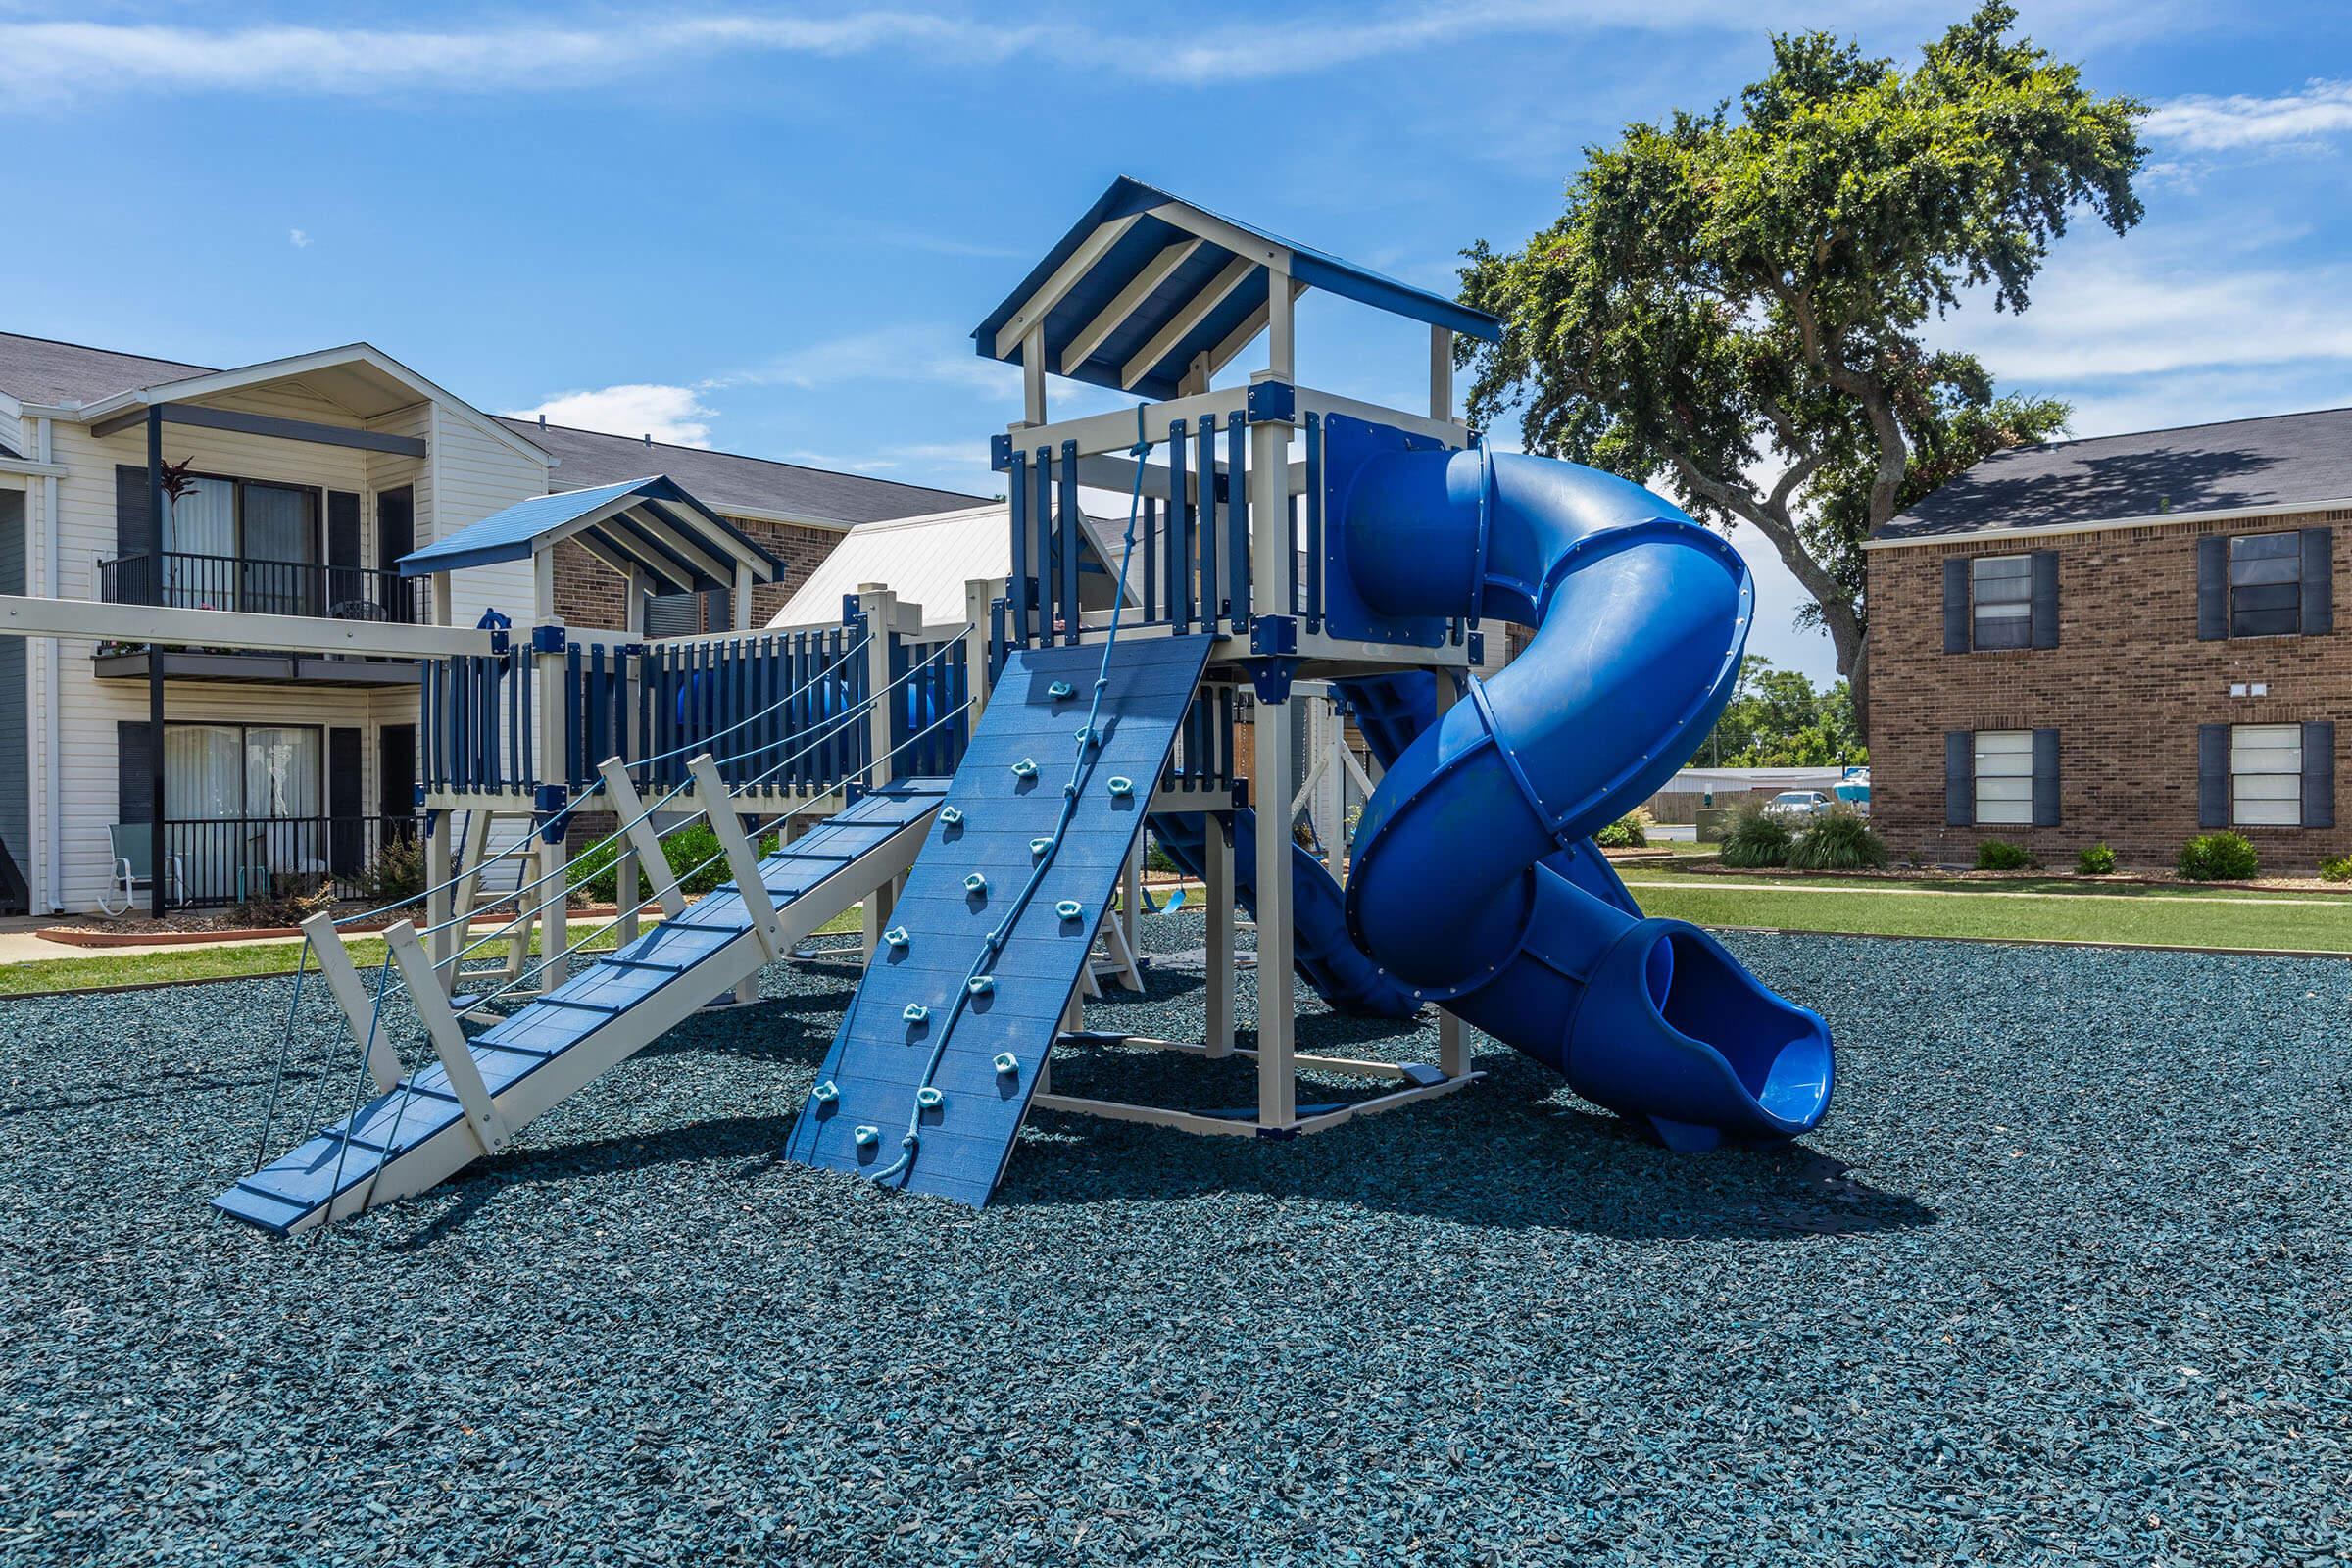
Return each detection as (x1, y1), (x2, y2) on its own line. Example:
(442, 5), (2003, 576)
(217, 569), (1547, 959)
(98, 550), (421, 624)
(158, 814), (420, 909)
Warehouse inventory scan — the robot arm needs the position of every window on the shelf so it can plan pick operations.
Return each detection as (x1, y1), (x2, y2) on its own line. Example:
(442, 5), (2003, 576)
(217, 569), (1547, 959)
(162, 724), (323, 821)
(1973, 730), (2034, 825)
(2230, 723), (2302, 827)
(1970, 556), (2034, 650)
(2228, 532), (2302, 637)
(157, 475), (320, 614)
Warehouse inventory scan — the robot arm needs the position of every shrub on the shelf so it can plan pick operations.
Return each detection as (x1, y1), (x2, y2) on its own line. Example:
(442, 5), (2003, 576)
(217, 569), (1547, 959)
(354, 834), (427, 907)
(1788, 806), (1888, 871)
(2321, 855), (2352, 883)
(238, 873), (337, 929)
(1718, 800), (1792, 868)
(567, 821), (770, 904)
(1144, 834), (1180, 875)
(1594, 807), (1653, 850)
(1975, 839), (2032, 871)
(2076, 843), (2117, 876)
(2178, 831), (2259, 881)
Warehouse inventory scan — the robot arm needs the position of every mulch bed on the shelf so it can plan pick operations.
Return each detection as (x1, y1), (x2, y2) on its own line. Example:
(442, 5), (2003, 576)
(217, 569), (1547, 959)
(0, 919), (2343, 1564)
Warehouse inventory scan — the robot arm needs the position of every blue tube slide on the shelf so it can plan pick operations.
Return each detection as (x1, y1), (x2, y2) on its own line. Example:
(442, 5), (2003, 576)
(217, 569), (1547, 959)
(1337, 447), (1833, 1151)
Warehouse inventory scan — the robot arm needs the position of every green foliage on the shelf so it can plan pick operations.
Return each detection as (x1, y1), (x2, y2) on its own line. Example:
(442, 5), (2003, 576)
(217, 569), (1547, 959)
(1594, 808), (1654, 849)
(1788, 806), (1889, 870)
(1457, 3), (2143, 731)
(1690, 656), (1866, 767)
(568, 822), (774, 905)
(1975, 839), (2032, 871)
(2178, 832), (2259, 882)
(1718, 800), (1793, 868)
(1144, 834), (1180, 876)
(2321, 855), (2352, 884)
(2075, 842), (2117, 876)
(237, 874), (337, 929)
(355, 834), (427, 907)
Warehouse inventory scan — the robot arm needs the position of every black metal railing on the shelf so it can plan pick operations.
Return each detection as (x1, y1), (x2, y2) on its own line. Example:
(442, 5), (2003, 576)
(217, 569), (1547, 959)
(161, 814), (420, 908)
(99, 551), (420, 623)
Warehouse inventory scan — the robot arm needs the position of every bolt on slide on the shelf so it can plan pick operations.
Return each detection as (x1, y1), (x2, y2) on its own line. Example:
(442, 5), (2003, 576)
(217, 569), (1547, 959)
(1331, 426), (1834, 1151)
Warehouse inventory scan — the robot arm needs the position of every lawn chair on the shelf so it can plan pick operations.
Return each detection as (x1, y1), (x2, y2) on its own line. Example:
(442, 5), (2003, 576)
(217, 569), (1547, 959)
(100, 823), (185, 916)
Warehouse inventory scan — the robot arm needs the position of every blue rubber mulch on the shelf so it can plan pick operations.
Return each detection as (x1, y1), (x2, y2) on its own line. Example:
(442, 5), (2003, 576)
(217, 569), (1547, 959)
(0, 923), (2345, 1565)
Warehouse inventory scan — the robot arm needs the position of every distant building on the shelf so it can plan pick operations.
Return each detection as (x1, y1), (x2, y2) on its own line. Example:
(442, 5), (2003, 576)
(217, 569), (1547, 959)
(1866, 408), (2346, 865)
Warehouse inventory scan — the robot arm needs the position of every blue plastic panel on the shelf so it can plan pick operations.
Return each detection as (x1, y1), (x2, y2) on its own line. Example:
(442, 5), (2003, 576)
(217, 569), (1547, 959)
(786, 636), (1214, 1207)
(1320, 413), (1458, 650)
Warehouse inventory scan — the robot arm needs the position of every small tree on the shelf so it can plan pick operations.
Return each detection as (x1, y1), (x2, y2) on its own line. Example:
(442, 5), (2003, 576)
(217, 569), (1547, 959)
(1459, 4), (2144, 740)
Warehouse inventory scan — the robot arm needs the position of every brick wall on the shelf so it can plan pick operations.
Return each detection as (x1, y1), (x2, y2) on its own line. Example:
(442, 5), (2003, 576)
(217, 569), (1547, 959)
(547, 516), (849, 633)
(1867, 509), (2352, 868)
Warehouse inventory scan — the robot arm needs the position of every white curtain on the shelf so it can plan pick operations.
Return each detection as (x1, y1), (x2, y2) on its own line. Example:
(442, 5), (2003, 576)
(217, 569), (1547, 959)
(165, 477), (236, 608)
(164, 724), (243, 901)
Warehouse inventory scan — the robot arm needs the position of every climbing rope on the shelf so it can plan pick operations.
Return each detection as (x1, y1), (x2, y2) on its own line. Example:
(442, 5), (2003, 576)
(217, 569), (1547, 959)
(860, 406), (1158, 1186)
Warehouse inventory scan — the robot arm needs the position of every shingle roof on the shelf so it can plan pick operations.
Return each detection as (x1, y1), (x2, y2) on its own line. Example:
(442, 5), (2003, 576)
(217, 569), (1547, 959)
(499, 418), (988, 527)
(1879, 406), (2352, 540)
(0, 331), (215, 405)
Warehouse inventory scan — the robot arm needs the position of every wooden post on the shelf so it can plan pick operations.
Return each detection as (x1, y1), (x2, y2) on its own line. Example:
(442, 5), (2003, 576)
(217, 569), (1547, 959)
(385, 920), (509, 1154)
(688, 754), (779, 957)
(1249, 391), (1298, 1127)
(443, 807), (493, 985)
(1430, 325), (1453, 423)
(424, 808), (456, 983)
(732, 563), (756, 631)
(598, 759), (684, 918)
(1204, 812), (1235, 1059)
(1433, 670), (1468, 1079)
(301, 911), (404, 1092)
(963, 577), (997, 711)
(858, 585), (897, 790)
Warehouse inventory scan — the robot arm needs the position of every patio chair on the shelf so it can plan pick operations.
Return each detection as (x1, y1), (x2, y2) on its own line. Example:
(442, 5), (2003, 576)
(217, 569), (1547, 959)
(100, 823), (185, 916)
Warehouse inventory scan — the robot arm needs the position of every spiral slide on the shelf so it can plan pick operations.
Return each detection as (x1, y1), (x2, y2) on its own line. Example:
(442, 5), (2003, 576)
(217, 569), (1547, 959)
(1325, 420), (1834, 1151)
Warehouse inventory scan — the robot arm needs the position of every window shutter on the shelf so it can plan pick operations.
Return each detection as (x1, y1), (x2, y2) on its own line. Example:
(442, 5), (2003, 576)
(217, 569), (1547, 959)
(1942, 558), (1969, 653)
(2197, 724), (2229, 828)
(2304, 720), (2335, 830)
(2032, 728), (2061, 826)
(2196, 536), (2227, 640)
(2300, 527), (2332, 635)
(327, 492), (361, 568)
(2029, 551), (2059, 648)
(1945, 731), (1974, 826)
(114, 465), (155, 557)
(117, 720), (156, 824)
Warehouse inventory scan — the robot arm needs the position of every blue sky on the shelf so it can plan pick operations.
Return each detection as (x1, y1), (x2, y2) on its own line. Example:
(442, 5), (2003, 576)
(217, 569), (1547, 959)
(6, 2), (2351, 681)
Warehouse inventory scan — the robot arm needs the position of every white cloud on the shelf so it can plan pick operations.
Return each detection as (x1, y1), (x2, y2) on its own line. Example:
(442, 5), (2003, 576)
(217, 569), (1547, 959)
(2143, 78), (2352, 152)
(287, 227), (311, 248)
(0, 2), (2071, 107)
(508, 384), (716, 447)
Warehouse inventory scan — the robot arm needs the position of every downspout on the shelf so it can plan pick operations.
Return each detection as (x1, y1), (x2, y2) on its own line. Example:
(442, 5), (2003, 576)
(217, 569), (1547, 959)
(37, 414), (62, 913)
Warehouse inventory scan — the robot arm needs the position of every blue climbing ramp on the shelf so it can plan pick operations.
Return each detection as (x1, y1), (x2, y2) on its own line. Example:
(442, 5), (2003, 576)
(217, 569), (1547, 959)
(786, 635), (1214, 1206)
(214, 779), (948, 1235)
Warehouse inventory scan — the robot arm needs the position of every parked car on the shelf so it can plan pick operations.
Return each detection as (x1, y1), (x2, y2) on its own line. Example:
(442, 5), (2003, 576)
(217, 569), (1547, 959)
(1762, 790), (1832, 819)
(1832, 781), (1872, 816)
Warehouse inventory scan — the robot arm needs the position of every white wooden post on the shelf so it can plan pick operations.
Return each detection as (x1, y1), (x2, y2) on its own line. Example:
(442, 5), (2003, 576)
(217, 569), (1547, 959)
(1433, 671), (1468, 1079)
(532, 554), (569, 985)
(301, 911), (404, 1092)
(1249, 391), (1298, 1127)
(1430, 325), (1453, 423)
(1267, 262), (1296, 381)
(963, 577), (997, 711)
(1022, 324), (1048, 426)
(732, 563), (756, 631)
(1204, 813), (1236, 1059)
(534, 832), (571, 990)
(384, 920), (509, 1154)
(598, 758), (684, 918)
(445, 807), (494, 984)
(424, 809), (456, 984)
(430, 572), (453, 628)
(688, 754), (779, 958)
(858, 584), (897, 790)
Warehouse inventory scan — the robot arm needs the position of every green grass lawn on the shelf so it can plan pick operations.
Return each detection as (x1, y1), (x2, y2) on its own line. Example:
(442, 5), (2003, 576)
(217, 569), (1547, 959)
(1619, 867), (2352, 952)
(0, 905), (869, 998)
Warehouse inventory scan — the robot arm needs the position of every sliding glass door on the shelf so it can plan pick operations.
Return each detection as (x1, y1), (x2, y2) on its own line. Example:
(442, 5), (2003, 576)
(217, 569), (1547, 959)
(163, 723), (324, 902)
(240, 484), (319, 615)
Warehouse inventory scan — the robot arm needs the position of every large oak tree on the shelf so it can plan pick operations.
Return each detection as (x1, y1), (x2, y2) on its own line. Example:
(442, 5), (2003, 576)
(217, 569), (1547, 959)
(1457, 4), (2144, 739)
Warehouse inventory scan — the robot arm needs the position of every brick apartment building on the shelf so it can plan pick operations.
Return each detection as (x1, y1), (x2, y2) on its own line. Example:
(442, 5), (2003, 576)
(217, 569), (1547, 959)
(1867, 407), (2347, 868)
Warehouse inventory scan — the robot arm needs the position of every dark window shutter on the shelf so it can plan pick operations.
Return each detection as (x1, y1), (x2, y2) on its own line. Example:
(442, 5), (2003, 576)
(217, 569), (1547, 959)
(2196, 536), (2227, 640)
(2300, 527), (2332, 635)
(2198, 724), (2229, 828)
(327, 492), (361, 568)
(2032, 728), (2061, 826)
(1942, 558), (1970, 653)
(117, 720), (156, 823)
(2304, 720), (2335, 829)
(1945, 731), (1974, 826)
(2029, 551), (2059, 648)
(114, 464), (155, 557)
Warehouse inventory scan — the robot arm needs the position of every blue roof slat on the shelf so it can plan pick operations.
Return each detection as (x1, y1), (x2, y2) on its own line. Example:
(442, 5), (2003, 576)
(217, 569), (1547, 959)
(971, 176), (1502, 397)
(397, 473), (783, 582)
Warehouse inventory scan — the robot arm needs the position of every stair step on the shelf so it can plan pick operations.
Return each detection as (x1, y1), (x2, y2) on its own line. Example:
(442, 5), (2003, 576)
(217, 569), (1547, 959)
(533, 995), (621, 1015)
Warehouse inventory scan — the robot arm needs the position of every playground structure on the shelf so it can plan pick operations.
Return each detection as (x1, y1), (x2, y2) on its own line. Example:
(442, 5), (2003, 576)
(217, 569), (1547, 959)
(1, 177), (1835, 1231)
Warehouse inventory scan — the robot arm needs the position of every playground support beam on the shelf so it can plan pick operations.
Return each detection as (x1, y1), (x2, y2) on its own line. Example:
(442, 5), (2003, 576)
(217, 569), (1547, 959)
(1203, 812), (1235, 1058)
(1249, 399), (1298, 1128)
(1432, 670), (1468, 1080)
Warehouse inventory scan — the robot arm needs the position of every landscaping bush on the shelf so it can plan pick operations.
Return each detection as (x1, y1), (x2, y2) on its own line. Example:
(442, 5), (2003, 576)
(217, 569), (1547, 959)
(1718, 800), (1792, 868)
(1143, 834), (1180, 875)
(567, 821), (770, 904)
(237, 873), (337, 929)
(2321, 855), (2352, 883)
(1975, 839), (2032, 871)
(2178, 831), (2259, 882)
(1594, 808), (1653, 850)
(1787, 805), (1888, 871)
(354, 834), (427, 907)
(2076, 843), (2117, 876)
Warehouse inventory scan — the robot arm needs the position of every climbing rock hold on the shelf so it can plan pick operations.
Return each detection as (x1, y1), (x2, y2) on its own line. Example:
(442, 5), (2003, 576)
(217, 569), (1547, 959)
(967, 975), (995, 996)
(854, 1125), (879, 1149)
(915, 1086), (944, 1110)
(1029, 837), (1054, 858)
(810, 1080), (839, 1105)
(964, 871), (989, 896)
(884, 925), (909, 949)
(1010, 758), (1038, 779)
(1105, 775), (1134, 798)
(903, 1002), (930, 1024)
(993, 1052), (1019, 1076)
(1047, 680), (1073, 700)
(1074, 725), (1097, 746)
(1055, 899), (1083, 921)
(940, 806), (963, 827)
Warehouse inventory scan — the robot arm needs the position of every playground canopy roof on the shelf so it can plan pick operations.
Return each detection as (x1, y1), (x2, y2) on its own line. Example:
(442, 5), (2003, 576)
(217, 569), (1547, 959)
(971, 176), (1503, 402)
(399, 474), (782, 594)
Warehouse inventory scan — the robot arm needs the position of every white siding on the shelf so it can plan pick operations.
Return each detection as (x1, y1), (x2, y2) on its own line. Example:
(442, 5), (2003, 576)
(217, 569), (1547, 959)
(429, 404), (545, 627)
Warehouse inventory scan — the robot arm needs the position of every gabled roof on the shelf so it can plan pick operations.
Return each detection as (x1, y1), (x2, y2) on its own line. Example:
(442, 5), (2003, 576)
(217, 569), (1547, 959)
(767, 503), (1131, 631)
(499, 417), (986, 528)
(399, 474), (781, 593)
(972, 176), (1501, 402)
(1878, 406), (2352, 542)
(0, 331), (213, 405)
